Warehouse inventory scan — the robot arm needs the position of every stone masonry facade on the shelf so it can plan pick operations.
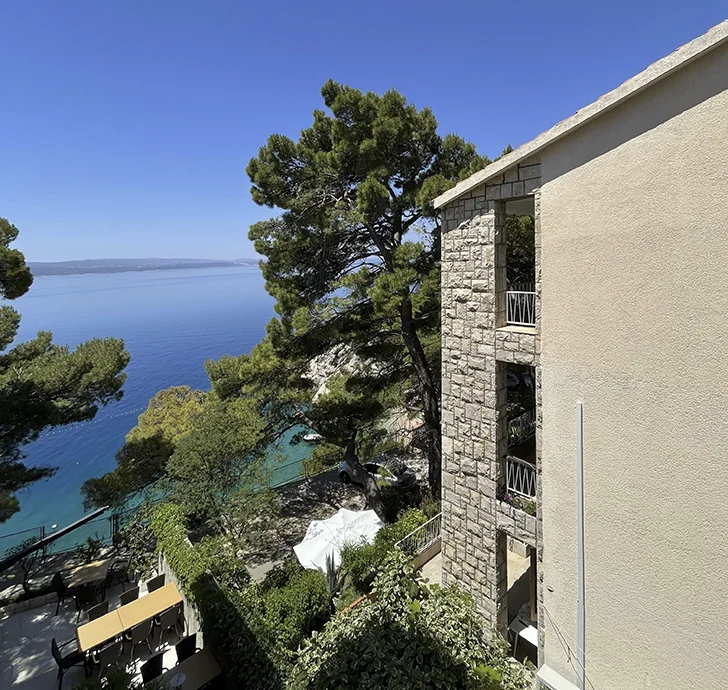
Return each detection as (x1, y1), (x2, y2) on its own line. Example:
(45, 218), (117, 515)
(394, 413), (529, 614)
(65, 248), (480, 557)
(440, 159), (543, 646)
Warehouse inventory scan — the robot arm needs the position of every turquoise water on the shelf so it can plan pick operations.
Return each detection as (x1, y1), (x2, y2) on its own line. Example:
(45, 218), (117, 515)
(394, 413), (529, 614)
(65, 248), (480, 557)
(0, 265), (310, 544)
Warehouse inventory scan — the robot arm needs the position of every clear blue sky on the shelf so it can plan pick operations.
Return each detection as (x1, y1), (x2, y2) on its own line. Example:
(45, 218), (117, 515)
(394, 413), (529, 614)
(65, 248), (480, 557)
(1, 2), (725, 262)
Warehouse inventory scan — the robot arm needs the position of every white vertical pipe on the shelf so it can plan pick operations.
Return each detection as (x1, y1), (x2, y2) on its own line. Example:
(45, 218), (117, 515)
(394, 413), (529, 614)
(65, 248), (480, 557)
(576, 401), (586, 690)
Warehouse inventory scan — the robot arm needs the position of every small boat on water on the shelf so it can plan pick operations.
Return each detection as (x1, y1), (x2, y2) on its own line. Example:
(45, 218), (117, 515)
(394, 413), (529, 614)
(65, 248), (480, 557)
(303, 433), (323, 443)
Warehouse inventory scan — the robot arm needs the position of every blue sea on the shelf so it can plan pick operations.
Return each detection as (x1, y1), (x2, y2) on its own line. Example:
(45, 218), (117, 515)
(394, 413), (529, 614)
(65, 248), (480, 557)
(1, 265), (309, 544)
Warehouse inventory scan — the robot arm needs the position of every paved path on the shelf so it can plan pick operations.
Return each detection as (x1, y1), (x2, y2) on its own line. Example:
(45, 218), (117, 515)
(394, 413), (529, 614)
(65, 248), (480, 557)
(419, 552), (442, 586)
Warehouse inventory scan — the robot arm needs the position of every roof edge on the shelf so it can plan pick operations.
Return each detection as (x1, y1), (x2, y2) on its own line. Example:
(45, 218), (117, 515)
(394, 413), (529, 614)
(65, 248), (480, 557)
(433, 19), (728, 209)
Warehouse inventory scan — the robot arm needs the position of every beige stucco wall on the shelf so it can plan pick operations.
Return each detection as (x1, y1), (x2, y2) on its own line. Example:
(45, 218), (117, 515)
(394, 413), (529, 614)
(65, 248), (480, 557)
(538, 41), (728, 689)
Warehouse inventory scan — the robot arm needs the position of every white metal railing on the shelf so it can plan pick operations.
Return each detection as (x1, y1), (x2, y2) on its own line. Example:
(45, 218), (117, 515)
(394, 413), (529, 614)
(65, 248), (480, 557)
(508, 408), (537, 448)
(506, 455), (536, 498)
(506, 290), (536, 326)
(395, 512), (442, 556)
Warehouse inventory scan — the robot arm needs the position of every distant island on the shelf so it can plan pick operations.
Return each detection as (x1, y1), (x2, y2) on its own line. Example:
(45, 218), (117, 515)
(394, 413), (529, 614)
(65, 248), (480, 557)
(28, 257), (258, 277)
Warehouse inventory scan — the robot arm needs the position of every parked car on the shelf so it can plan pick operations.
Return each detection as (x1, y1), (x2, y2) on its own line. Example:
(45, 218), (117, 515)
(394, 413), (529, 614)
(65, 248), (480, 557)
(338, 458), (416, 488)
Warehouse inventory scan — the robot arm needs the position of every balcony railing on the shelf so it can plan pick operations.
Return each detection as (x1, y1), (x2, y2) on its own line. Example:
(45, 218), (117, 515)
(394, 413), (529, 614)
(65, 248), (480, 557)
(508, 408), (537, 448)
(506, 290), (536, 326)
(395, 512), (442, 557)
(506, 455), (536, 498)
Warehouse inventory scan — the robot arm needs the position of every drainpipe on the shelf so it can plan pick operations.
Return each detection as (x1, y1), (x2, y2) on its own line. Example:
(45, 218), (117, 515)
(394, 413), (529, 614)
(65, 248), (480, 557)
(575, 401), (586, 690)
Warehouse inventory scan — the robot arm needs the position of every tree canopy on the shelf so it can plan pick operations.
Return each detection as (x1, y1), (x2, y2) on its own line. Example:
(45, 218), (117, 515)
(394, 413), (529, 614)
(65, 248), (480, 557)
(206, 337), (398, 518)
(245, 81), (488, 497)
(167, 397), (276, 540)
(83, 381), (277, 541)
(0, 217), (129, 522)
(81, 385), (206, 510)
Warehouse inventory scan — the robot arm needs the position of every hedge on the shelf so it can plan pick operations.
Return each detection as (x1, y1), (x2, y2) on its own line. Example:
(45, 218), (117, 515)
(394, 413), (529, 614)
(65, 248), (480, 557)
(151, 503), (286, 689)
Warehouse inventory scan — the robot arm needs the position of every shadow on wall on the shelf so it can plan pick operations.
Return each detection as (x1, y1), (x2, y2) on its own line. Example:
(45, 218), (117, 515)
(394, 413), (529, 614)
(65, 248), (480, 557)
(542, 42), (728, 182)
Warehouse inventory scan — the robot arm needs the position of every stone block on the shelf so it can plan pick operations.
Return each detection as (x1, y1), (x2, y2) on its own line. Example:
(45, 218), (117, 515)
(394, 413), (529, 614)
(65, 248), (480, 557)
(485, 185), (501, 200)
(504, 167), (518, 183)
(499, 182), (512, 198)
(524, 177), (540, 194)
(518, 164), (541, 180)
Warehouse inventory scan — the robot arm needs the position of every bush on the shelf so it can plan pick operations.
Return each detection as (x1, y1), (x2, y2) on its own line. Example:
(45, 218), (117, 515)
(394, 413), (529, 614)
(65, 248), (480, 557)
(115, 501), (156, 579)
(289, 551), (534, 690)
(341, 508), (427, 595)
(261, 561), (331, 651)
(378, 484), (418, 522)
(340, 540), (380, 594)
(151, 503), (286, 689)
(420, 494), (442, 519)
(77, 537), (103, 564)
(72, 667), (136, 690)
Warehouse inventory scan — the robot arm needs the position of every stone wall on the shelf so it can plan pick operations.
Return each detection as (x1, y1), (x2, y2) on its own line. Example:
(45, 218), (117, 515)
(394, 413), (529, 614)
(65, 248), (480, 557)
(440, 161), (542, 637)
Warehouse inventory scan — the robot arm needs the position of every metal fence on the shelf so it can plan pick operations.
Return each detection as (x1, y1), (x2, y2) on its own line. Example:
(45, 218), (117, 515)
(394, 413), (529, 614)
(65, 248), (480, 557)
(395, 513), (442, 557)
(506, 455), (536, 498)
(0, 457), (327, 561)
(0, 501), (152, 562)
(506, 290), (537, 326)
(0, 526), (46, 561)
(508, 408), (537, 448)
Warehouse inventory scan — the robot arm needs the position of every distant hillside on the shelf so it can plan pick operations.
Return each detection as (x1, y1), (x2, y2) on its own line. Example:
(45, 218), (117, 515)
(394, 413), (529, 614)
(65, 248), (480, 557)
(28, 258), (258, 277)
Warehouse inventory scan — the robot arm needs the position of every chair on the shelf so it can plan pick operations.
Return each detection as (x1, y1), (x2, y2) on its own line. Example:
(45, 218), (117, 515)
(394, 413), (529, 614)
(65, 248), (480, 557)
(87, 600), (109, 622)
(51, 637), (86, 690)
(155, 603), (185, 645)
(125, 620), (154, 662)
(105, 557), (131, 592)
(119, 586), (139, 606)
(52, 572), (71, 616)
(140, 653), (165, 684)
(175, 633), (199, 663)
(145, 574), (165, 592)
(91, 639), (122, 675)
(74, 585), (99, 623)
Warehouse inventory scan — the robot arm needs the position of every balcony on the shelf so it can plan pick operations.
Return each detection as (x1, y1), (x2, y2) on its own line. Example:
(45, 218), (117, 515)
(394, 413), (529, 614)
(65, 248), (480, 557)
(507, 407), (536, 448)
(506, 455), (536, 499)
(506, 290), (536, 327)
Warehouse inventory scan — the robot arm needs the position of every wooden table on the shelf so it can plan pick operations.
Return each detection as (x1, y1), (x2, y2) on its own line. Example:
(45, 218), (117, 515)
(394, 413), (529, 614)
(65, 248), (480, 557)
(77, 582), (182, 652)
(67, 558), (112, 589)
(149, 648), (221, 689)
(77, 610), (124, 652)
(117, 582), (182, 631)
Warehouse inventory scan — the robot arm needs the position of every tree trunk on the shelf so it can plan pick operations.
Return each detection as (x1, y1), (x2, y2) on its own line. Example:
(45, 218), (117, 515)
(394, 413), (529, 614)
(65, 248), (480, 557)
(20, 570), (33, 596)
(399, 294), (442, 497)
(344, 438), (388, 522)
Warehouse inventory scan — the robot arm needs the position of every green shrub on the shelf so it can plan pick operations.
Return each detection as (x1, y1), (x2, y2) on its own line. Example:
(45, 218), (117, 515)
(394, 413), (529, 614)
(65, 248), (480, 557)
(72, 667), (136, 690)
(260, 558), (301, 592)
(261, 562), (331, 651)
(290, 551), (534, 690)
(420, 494), (442, 519)
(340, 508), (428, 595)
(77, 536), (103, 564)
(340, 539), (380, 594)
(115, 501), (156, 579)
(376, 507), (427, 547)
(378, 484), (418, 522)
(195, 535), (251, 592)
